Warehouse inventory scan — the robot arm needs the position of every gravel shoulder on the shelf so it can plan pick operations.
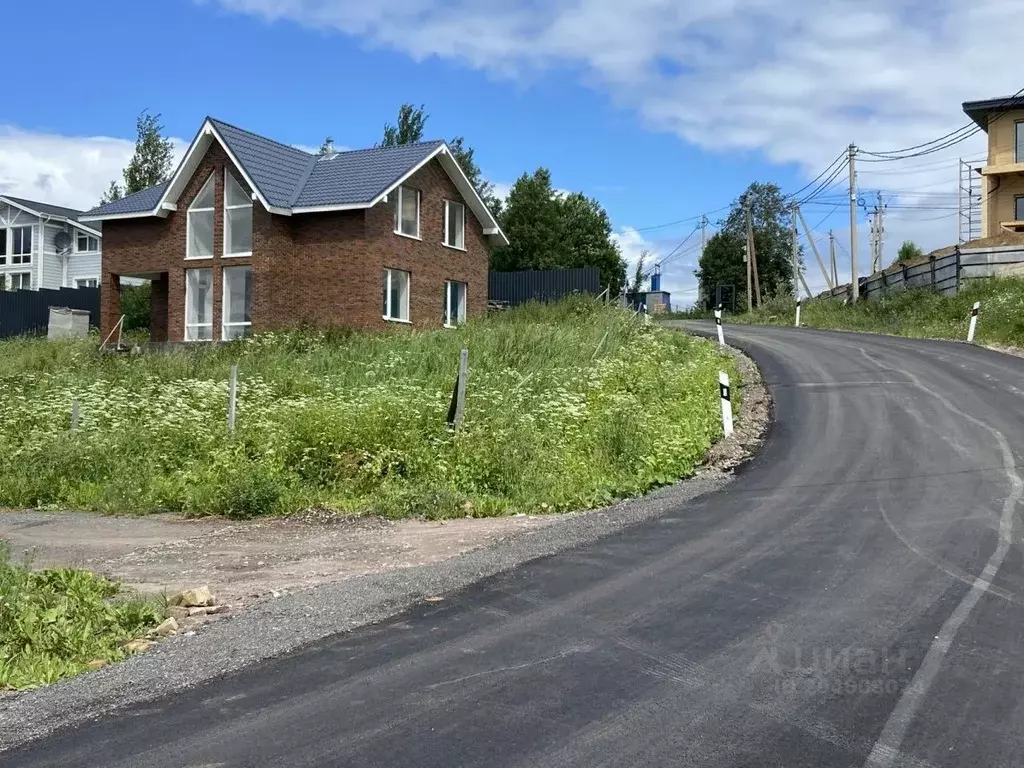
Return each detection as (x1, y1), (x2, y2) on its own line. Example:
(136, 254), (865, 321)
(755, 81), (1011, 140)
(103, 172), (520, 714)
(0, 336), (768, 754)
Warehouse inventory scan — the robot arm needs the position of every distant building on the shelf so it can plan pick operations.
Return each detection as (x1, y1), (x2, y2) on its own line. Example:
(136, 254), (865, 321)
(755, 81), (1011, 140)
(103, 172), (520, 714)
(963, 95), (1024, 238)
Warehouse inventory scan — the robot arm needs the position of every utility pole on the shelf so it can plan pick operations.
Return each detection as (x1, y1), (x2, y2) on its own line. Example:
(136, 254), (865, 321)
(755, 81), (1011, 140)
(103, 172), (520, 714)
(795, 204), (834, 290)
(790, 202), (800, 298)
(745, 197), (761, 307)
(829, 230), (838, 289)
(875, 190), (885, 273)
(848, 143), (859, 301)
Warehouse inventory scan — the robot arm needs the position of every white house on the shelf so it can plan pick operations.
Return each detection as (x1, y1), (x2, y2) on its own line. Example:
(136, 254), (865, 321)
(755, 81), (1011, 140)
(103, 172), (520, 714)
(0, 195), (102, 291)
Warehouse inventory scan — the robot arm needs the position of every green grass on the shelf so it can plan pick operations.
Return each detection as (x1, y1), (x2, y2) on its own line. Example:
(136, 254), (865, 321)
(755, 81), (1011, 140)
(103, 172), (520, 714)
(0, 298), (737, 519)
(724, 278), (1024, 346)
(0, 542), (161, 690)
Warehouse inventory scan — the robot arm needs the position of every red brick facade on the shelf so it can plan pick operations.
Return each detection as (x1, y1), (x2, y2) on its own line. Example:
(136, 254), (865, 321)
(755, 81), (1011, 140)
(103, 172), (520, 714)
(100, 142), (491, 341)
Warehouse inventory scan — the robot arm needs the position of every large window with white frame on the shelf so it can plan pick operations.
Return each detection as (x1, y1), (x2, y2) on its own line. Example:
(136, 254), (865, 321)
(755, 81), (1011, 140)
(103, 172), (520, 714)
(76, 232), (99, 253)
(8, 272), (31, 291)
(224, 170), (253, 257)
(444, 200), (465, 250)
(11, 226), (31, 264)
(222, 266), (253, 340)
(184, 268), (214, 340)
(444, 280), (467, 327)
(393, 186), (420, 238)
(382, 268), (411, 322)
(187, 174), (215, 259)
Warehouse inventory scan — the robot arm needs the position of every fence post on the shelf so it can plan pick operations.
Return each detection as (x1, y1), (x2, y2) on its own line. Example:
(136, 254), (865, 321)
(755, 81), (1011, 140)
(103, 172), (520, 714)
(955, 245), (962, 294)
(228, 364), (238, 432)
(447, 348), (469, 430)
(70, 399), (80, 433)
(929, 255), (937, 291)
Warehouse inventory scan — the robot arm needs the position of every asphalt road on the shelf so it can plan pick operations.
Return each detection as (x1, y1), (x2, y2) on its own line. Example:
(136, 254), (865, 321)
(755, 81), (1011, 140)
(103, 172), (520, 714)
(10, 323), (1024, 768)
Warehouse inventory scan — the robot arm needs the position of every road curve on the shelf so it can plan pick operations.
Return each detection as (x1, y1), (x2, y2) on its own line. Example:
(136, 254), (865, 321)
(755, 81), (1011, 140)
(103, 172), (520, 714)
(9, 323), (1024, 768)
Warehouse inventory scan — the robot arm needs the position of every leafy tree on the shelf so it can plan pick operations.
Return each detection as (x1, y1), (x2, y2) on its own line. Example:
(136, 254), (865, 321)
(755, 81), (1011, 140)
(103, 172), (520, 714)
(101, 111), (175, 204)
(629, 250), (649, 294)
(493, 169), (568, 271)
(697, 182), (797, 307)
(896, 240), (924, 263)
(381, 103), (428, 147)
(494, 169), (625, 293)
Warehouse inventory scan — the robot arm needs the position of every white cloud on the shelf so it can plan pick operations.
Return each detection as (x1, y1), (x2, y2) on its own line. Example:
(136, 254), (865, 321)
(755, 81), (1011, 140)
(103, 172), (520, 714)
(212, 0), (1009, 262)
(0, 127), (187, 211)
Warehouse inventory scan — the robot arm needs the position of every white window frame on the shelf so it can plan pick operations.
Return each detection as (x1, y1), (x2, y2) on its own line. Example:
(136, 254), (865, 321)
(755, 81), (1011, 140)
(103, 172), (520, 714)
(0, 227), (6, 265)
(186, 173), (216, 260)
(11, 226), (31, 265)
(382, 268), (411, 323)
(184, 268), (214, 341)
(8, 272), (31, 291)
(443, 200), (466, 250)
(393, 186), (421, 240)
(75, 233), (99, 253)
(223, 169), (253, 258)
(444, 280), (467, 328)
(222, 265), (253, 340)
(74, 277), (99, 289)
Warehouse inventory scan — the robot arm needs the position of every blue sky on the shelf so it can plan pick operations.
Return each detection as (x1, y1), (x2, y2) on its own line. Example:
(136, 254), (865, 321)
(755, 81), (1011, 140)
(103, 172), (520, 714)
(1, 0), (1014, 303)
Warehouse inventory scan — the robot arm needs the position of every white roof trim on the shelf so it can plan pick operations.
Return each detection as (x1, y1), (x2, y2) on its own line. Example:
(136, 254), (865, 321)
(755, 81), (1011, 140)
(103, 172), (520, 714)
(0, 195), (102, 237)
(369, 144), (509, 246)
(155, 119), (275, 214)
(80, 210), (163, 222)
(290, 202), (373, 214)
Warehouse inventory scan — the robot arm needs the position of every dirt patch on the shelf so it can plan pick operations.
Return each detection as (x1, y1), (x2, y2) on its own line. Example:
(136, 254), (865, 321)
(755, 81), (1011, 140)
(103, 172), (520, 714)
(0, 511), (555, 606)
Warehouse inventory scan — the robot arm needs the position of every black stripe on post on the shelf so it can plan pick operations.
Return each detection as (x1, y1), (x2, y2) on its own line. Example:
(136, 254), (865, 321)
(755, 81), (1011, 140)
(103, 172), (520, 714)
(719, 382), (730, 401)
(971, 304), (979, 317)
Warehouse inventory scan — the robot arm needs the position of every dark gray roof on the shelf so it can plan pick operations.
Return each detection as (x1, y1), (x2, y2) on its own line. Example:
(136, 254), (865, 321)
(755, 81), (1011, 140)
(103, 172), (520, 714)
(962, 95), (1024, 130)
(293, 141), (445, 207)
(83, 182), (169, 217)
(210, 119), (315, 208)
(81, 117), (454, 219)
(3, 195), (85, 220)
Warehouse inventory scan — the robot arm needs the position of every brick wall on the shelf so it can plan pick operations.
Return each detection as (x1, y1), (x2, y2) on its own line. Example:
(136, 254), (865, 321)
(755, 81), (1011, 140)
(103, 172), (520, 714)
(100, 143), (491, 341)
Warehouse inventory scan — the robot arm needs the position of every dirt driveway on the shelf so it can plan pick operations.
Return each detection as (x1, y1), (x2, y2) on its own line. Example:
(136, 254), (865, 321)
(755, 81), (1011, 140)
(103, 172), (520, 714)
(0, 510), (555, 605)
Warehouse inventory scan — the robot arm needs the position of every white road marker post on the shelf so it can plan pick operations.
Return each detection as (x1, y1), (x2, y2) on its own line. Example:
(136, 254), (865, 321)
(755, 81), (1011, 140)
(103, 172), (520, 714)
(714, 305), (725, 347)
(795, 299), (802, 328)
(967, 301), (980, 343)
(719, 372), (734, 438)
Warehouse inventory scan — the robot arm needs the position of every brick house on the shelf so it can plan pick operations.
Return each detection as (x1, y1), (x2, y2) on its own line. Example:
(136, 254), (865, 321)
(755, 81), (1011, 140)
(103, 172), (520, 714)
(81, 117), (507, 342)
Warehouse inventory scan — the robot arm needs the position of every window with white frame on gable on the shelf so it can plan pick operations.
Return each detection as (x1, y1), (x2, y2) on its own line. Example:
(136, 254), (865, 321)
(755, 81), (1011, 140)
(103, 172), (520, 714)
(76, 232), (99, 252)
(187, 174), (215, 259)
(392, 186), (420, 238)
(224, 171), (253, 256)
(444, 201), (465, 249)
(11, 226), (31, 264)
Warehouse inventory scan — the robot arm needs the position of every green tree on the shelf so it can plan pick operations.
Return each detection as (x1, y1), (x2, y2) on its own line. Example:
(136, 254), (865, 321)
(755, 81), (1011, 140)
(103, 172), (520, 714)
(697, 182), (797, 306)
(381, 103), (428, 147)
(493, 169), (568, 271)
(896, 240), (924, 264)
(695, 232), (747, 309)
(559, 192), (626, 295)
(494, 169), (625, 293)
(101, 111), (175, 204)
(629, 250), (648, 294)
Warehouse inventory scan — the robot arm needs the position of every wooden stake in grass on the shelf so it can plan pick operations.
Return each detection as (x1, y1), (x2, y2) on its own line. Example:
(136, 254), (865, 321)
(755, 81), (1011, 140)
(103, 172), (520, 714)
(228, 364), (238, 432)
(447, 348), (469, 430)
(967, 301), (980, 343)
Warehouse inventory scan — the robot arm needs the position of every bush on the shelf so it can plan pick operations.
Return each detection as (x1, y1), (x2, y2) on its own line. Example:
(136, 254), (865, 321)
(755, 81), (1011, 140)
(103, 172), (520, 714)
(0, 542), (161, 690)
(0, 300), (736, 519)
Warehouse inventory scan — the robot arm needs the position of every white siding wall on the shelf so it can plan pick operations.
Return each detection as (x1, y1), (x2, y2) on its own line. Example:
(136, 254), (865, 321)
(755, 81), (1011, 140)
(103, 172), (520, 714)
(0, 204), (41, 289)
(67, 253), (101, 286)
(41, 224), (67, 289)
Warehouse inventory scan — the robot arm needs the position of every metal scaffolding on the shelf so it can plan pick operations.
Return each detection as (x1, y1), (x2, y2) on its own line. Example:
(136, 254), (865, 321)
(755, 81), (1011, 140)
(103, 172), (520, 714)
(958, 158), (982, 244)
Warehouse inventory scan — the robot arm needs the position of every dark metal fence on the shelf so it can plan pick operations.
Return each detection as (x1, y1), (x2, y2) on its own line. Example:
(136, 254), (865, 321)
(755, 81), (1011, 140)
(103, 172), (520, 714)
(0, 287), (100, 339)
(488, 267), (601, 306)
